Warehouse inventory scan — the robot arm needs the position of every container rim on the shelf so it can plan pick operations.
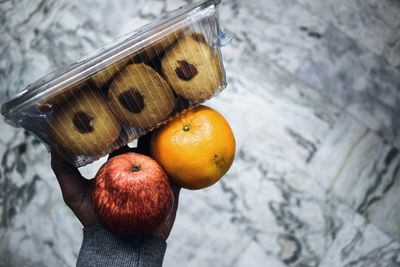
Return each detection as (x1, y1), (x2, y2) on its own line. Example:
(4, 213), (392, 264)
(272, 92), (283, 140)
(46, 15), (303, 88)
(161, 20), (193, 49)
(1, 0), (221, 120)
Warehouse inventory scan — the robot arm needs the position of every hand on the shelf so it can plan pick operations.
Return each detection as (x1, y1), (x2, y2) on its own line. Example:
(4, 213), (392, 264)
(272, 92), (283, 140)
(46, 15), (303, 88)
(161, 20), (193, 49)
(51, 133), (180, 241)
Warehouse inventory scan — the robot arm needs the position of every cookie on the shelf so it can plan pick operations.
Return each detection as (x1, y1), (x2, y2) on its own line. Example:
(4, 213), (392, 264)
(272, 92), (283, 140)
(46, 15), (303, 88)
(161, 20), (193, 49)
(161, 32), (223, 101)
(37, 81), (85, 112)
(134, 30), (183, 63)
(91, 56), (132, 89)
(108, 63), (174, 129)
(50, 85), (121, 156)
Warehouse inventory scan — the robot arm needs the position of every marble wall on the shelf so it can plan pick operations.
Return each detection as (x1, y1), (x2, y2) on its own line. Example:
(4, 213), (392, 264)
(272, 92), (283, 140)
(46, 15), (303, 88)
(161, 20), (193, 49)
(1, 0), (400, 266)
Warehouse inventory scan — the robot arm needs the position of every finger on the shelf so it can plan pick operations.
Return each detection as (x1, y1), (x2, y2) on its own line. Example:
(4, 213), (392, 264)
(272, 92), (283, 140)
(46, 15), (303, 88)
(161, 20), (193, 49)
(171, 185), (181, 215)
(158, 184), (180, 239)
(136, 132), (153, 155)
(51, 151), (89, 202)
(161, 184), (180, 221)
(172, 184), (181, 206)
(108, 145), (131, 160)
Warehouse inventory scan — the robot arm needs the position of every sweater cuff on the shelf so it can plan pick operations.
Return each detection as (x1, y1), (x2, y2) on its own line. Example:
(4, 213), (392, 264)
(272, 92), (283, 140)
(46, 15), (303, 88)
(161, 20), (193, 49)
(77, 224), (167, 267)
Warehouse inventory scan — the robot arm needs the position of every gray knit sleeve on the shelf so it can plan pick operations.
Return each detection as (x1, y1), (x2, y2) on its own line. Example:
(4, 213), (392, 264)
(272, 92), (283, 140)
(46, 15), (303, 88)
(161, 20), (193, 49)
(77, 224), (167, 267)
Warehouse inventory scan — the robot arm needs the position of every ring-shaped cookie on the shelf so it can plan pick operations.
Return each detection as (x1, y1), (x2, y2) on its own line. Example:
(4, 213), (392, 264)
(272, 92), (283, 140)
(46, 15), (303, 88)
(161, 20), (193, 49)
(50, 87), (121, 156)
(108, 63), (175, 129)
(161, 32), (223, 101)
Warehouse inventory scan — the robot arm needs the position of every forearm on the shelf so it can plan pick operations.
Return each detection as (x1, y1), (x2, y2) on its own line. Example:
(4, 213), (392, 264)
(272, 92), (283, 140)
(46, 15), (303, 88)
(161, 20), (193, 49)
(77, 224), (167, 267)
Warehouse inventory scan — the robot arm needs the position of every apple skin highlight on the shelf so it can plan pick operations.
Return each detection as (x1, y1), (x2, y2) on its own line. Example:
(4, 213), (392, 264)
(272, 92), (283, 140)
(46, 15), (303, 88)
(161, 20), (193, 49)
(92, 152), (174, 234)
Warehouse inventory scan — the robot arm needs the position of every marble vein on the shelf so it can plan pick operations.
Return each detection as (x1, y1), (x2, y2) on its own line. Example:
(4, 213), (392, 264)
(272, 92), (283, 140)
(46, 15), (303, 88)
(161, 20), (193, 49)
(307, 113), (400, 242)
(295, 25), (400, 143)
(295, 0), (400, 68)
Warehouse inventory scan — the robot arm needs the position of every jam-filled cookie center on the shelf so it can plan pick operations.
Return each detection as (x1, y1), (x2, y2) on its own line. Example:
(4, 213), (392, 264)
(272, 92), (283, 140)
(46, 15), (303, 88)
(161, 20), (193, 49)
(175, 60), (198, 81)
(73, 111), (94, 133)
(191, 33), (207, 44)
(118, 89), (145, 113)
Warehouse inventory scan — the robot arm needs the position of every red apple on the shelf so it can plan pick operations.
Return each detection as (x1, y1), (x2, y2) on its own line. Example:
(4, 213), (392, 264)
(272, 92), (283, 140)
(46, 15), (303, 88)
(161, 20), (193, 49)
(92, 152), (174, 234)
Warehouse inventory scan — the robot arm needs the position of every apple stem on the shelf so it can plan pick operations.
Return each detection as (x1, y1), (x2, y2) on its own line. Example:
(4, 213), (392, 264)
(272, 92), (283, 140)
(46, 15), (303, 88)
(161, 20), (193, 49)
(132, 165), (141, 172)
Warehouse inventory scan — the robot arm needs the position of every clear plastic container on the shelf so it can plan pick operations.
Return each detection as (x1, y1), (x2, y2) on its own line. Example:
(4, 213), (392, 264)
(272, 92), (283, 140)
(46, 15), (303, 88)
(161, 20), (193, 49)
(1, 0), (230, 167)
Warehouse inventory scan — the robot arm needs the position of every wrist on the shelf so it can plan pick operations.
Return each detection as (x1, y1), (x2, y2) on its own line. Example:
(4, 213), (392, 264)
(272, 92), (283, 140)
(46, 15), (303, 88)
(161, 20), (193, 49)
(77, 224), (167, 267)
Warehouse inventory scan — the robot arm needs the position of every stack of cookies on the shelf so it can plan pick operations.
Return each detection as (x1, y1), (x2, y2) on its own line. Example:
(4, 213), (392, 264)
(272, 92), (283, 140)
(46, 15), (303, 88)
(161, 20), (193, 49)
(44, 30), (224, 157)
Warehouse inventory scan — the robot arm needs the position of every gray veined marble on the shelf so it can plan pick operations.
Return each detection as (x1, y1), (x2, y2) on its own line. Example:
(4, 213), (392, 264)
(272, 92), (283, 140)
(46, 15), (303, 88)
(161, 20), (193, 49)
(319, 215), (400, 267)
(307, 113), (400, 242)
(218, 0), (329, 74)
(0, 0), (110, 101)
(295, 0), (400, 68)
(383, 28), (400, 69)
(295, 25), (400, 145)
(395, 131), (400, 153)
(218, 0), (400, 148)
(163, 189), (253, 267)
(0, 128), (83, 267)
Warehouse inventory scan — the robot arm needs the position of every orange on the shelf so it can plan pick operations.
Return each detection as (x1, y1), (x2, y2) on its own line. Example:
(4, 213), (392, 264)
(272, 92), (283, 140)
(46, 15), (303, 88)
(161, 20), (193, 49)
(150, 105), (236, 190)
